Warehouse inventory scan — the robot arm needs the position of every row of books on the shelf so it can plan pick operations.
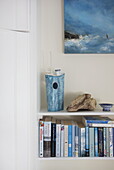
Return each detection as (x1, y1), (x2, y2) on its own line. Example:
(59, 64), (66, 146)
(39, 116), (114, 158)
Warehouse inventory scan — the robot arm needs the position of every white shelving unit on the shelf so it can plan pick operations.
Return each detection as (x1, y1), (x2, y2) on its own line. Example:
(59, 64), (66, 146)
(38, 109), (114, 160)
(38, 157), (114, 161)
(34, 1), (114, 170)
(38, 110), (114, 117)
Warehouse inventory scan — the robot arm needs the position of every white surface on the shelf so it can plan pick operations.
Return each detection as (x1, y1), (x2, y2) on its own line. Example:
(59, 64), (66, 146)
(0, 29), (16, 170)
(15, 32), (30, 170)
(39, 110), (114, 116)
(40, 0), (114, 111)
(38, 157), (114, 160)
(0, 0), (29, 31)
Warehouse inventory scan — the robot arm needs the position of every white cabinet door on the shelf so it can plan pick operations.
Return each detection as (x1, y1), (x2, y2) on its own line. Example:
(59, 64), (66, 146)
(15, 32), (30, 170)
(0, 30), (16, 170)
(16, 0), (29, 31)
(0, 0), (16, 30)
(0, 30), (30, 170)
(0, 0), (29, 31)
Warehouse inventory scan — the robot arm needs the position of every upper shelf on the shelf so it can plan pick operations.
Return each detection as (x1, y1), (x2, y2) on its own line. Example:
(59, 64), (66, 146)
(38, 109), (114, 117)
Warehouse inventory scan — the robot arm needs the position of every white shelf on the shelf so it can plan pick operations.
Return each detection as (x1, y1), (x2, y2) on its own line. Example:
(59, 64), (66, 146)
(38, 110), (114, 117)
(38, 157), (114, 160)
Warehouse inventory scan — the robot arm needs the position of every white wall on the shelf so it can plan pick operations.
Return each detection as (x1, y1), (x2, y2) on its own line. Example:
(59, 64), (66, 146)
(40, 0), (114, 170)
(40, 0), (114, 110)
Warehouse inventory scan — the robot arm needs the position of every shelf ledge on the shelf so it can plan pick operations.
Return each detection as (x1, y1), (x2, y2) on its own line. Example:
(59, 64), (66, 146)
(38, 110), (114, 117)
(38, 157), (114, 160)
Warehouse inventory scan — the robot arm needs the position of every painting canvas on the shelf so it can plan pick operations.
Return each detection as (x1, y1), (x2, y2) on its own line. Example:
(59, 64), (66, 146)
(64, 0), (114, 53)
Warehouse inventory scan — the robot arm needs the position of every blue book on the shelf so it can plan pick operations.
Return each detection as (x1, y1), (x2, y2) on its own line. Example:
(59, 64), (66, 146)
(89, 128), (94, 157)
(83, 116), (112, 126)
(68, 125), (72, 157)
(78, 127), (81, 157)
(72, 125), (75, 157)
(106, 128), (110, 157)
(94, 127), (98, 157)
(85, 126), (89, 156)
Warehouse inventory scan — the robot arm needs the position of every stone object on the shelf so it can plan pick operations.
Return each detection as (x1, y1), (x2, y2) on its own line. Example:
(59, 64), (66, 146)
(67, 94), (97, 112)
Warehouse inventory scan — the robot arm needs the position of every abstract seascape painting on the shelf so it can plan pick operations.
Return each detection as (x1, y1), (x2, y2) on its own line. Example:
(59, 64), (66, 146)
(64, 0), (114, 53)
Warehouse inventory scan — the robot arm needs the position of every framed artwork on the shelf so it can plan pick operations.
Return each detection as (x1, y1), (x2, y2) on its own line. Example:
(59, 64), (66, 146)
(64, 0), (114, 54)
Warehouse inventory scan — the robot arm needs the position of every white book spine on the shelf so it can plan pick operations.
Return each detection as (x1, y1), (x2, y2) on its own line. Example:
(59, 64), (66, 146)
(56, 124), (61, 157)
(103, 128), (107, 157)
(61, 125), (64, 157)
(88, 123), (114, 128)
(64, 125), (68, 157)
(109, 128), (113, 157)
(39, 120), (44, 157)
(81, 128), (85, 157)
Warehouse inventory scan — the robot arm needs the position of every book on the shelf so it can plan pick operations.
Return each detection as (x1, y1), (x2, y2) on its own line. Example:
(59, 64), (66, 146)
(68, 125), (72, 157)
(81, 128), (85, 157)
(39, 119), (44, 157)
(103, 128), (107, 157)
(72, 124), (75, 157)
(88, 123), (114, 128)
(61, 124), (64, 157)
(56, 121), (61, 157)
(89, 128), (94, 157)
(106, 128), (110, 157)
(78, 127), (81, 157)
(75, 125), (79, 157)
(113, 128), (114, 157)
(94, 127), (98, 157)
(82, 116), (112, 126)
(64, 124), (68, 157)
(51, 122), (56, 157)
(109, 128), (113, 157)
(98, 128), (104, 157)
(78, 123), (85, 157)
(43, 120), (51, 157)
(85, 126), (89, 157)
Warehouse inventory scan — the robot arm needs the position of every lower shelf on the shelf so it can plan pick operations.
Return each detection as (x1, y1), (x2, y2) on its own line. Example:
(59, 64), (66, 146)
(38, 157), (114, 160)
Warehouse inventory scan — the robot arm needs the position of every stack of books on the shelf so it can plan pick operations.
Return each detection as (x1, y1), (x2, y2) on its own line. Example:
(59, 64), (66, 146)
(39, 116), (114, 158)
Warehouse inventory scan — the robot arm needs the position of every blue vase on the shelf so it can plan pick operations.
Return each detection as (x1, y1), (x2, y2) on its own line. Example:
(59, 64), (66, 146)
(45, 74), (65, 112)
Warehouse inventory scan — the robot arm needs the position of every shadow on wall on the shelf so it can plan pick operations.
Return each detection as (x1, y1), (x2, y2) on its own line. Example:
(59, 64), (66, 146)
(40, 72), (47, 110)
(39, 160), (114, 170)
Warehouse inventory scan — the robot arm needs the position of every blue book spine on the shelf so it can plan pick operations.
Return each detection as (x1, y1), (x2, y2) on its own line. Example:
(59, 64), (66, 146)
(85, 126), (89, 157)
(106, 128), (110, 157)
(78, 127), (81, 157)
(103, 128), (107, 157)
(68, 125), (72, 157)
(86, 120), (109, 124)
(72, 125), (75, 157)
(89, 128), (94, 157)
(94, 127), (98, 157)
(81, 128), (85, 157)
(98, 128), (104, 157)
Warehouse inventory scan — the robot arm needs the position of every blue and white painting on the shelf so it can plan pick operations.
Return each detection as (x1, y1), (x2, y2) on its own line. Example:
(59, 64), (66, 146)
(64, 0), (114, 53)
